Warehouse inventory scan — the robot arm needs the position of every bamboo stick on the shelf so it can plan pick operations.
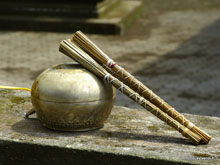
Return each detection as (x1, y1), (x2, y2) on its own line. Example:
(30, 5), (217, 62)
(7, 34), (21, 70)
(72, 31), (211, 144)
(59, 39), (201, 145)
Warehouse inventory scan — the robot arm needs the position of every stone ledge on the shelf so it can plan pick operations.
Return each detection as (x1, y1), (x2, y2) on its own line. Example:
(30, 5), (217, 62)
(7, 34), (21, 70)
(0, 90), (220, 164)
(0, 1), (142, 34)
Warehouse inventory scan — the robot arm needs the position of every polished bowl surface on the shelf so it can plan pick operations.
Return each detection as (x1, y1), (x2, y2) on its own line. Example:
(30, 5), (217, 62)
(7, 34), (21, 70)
(31, 63), (116, 131)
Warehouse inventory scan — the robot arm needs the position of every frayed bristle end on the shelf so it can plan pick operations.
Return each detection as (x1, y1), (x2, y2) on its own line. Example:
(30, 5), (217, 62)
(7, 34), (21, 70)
(186, 131), (202, 145)
(191, 126), (211, 144)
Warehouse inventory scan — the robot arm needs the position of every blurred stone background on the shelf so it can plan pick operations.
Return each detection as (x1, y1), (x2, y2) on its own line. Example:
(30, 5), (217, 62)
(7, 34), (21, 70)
(0, 0), (220, 116)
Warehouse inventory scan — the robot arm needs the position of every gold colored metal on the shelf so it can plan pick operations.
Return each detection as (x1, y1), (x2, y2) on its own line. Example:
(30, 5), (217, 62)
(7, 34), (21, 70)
(31, 63), (116, 131)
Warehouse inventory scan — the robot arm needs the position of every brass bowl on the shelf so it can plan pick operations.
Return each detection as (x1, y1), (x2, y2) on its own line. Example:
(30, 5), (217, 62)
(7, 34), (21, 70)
(31, 63), (116, 131)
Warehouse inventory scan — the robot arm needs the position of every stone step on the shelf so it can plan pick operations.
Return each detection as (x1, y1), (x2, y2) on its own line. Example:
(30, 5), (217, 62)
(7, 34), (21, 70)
(0, 0), (119, 18)
(0, 1), (142, 34)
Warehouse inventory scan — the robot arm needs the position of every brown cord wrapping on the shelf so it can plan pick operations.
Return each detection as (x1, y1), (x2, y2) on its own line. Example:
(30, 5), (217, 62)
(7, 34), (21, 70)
(59, 39), (201, 144)
(72, 31), (211, 144)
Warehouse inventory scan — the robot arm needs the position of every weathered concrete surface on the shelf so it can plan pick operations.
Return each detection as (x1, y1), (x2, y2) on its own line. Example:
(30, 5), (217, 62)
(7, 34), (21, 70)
(0, 90), (220, 165)
(1, 0), (220, 116)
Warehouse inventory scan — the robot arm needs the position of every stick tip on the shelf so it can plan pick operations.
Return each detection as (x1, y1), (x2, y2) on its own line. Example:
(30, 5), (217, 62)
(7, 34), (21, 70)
(186, 131), (202, 145)
(191, 126), (211, 144)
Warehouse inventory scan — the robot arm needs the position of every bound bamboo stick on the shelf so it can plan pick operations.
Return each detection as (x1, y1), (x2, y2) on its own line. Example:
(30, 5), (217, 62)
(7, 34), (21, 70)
(72, 31), (211, 144)
(59, 39), (201, 144)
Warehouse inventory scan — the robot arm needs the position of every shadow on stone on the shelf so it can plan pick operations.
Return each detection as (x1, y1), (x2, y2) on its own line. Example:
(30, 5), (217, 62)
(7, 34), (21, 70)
(96, 130), (192, 145)
(12, 118), (192, 145)
(132, 18), (220, 117)
(11, 117), (84, 137)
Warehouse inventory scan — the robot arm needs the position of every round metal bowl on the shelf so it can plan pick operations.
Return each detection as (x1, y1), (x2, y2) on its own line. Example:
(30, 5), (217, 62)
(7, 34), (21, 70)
(31, 63), (116, 131)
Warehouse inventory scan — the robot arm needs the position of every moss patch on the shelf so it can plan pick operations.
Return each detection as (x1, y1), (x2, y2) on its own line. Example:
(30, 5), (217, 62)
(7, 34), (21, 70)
(10, 96), (25, 104)
(0, 89), (30, 113)
(147, 125), (160, 132)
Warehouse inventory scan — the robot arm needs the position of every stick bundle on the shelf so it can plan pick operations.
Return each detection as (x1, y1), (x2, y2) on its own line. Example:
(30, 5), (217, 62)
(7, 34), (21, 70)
(71, 31), (211, 144)
(59, 39), (201, 144)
